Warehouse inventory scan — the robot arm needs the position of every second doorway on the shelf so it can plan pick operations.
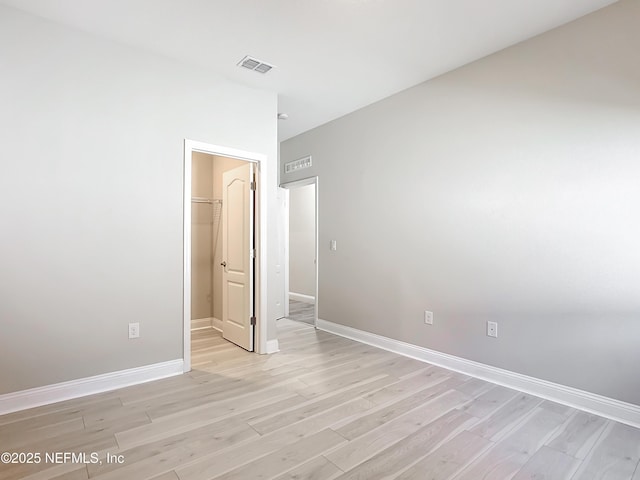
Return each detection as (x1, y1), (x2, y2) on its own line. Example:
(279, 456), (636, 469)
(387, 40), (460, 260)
(282, 178), (318, 327)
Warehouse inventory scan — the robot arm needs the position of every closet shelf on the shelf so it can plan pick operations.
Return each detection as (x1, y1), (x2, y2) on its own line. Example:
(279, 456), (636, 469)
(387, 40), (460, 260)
(191, 197), (222, 204)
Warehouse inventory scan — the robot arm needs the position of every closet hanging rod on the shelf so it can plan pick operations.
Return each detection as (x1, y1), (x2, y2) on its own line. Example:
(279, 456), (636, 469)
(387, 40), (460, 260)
(191, 197), (222, 204)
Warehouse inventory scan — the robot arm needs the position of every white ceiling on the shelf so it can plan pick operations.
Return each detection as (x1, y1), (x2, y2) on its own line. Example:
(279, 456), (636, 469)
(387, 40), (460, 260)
(1, 0), (618, 140)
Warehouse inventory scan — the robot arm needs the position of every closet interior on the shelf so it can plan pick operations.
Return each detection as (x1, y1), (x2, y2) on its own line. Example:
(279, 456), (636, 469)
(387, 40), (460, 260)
(191, 152), (245, 331)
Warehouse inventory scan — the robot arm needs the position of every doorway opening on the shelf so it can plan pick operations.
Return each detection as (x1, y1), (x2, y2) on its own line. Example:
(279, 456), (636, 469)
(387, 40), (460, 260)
(281, 177), (318, 327)
(183, 140), (266, 373)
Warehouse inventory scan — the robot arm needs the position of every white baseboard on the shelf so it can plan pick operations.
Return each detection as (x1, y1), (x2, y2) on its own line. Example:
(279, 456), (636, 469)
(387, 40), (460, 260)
(191, 317), (213, 330)
(316, 319), (640, 429)
(265, 339), (280, 354)
(289, 292), (315, 304)
(0, 359), (184, 415)
(212, 317), (222, 332)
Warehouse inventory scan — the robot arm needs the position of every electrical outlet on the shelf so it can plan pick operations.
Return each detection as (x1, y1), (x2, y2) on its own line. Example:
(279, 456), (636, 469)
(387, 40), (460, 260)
(129, 322), (140, 339)
(487, 321), (498, 338)
(424, 310), (433, 325)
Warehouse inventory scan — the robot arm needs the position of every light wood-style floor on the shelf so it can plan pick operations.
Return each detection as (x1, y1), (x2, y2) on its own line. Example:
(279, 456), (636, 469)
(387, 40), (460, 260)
(287, 300), (315, 325)
(2, 319), (640, 480)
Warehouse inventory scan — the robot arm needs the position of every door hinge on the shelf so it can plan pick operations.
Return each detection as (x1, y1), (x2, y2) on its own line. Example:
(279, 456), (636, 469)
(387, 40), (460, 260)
(250, 316), (256, 326)
(251, 248), (256, 258)
(250, 180), (256, 191)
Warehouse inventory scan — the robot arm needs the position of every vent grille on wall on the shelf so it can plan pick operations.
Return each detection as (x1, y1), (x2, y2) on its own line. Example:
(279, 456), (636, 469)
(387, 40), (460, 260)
(284, 156), (312, 174)
(238, 56), (274, 74)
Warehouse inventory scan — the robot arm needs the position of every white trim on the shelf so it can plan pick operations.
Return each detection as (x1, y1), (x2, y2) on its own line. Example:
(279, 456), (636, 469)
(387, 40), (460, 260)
(191, 317), (213, 330)
(212, 317), (223, 332)
(313, 179), (318, 329)
(289, 292), (316, 304)
(265, 339), (280, 354)
(316, 319), (640, 429)
(0, 360), (183, 415)
(183, 141), (193, 371)
(281, 187), (290, 319)
(184, 139), (269, 363)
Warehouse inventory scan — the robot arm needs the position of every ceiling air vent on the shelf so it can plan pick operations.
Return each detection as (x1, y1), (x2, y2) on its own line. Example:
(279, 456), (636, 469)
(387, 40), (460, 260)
(238, 56), (274, 74)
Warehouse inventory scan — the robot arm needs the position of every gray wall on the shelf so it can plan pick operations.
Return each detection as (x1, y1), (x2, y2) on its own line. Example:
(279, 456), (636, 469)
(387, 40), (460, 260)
(281, 0), (640, 405)
(289, 184), (316, 299)
(0, 6), (277, 394)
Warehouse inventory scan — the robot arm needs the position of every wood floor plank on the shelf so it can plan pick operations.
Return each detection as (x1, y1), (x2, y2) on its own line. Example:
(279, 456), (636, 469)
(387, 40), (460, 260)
(572, 421), (640, 480)
(144, 374), (301, 420)
(175, 394), (379, 480)
(335, 378), (470, 441)
(176, 426), (335, 480)
(119, 375), (244, 409)
(546, 411), (608, 459)
(276, 332), (329, 346)
(455, 377), (494, 398)
(115, 375), (205, 406)
(50, 467), (89, 480)
(272, 456), (342, 480)
(17, 464), (88, 480)
(277, 397), (376, 439)
(249, 375), (389, 434)
(0, 393), (122, 428)
(395, 430), (492, 480)
(360, 367), (450, 406)
(512, 445), (579, 480)
(297, 348), (395, 378)
(454, 407), (567, 480)
(1, 417), (85, 450)
(115, 391), (302, 449)
(287, 300), (316, 325)
(83, 407), (151, 433)
(334, 409), (475, 480)
(277, 328), (340, 345)
(459, 384), (518, 419)
(540, 400), (574, 417)
(192, 359), (306, 383)
(189, 353), (270, 376)
(0, 428), (118, 480)
(212, 429), (346, 480)
(174, 431), (301, 480)
(0, 397), (123, 435)
(262, 348), (371, 376)
(148, 471), (180, 480)
(326, 389), (473, 472)
(276, 336), (353, 355)
(294, 353), (395, 388)
(210, 356), (307, 376)
(469, 392), (543, 441)
(87, 422), (258, 480)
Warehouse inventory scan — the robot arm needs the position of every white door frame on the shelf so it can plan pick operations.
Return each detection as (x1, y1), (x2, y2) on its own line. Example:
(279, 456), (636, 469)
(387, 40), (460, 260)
(184, 139), (267, 372)
(277, 187), (290, 319)
(280, 177), (319, 328)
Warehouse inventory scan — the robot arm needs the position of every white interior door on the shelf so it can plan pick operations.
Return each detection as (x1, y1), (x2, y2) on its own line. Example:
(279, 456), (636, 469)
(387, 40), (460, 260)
(222, 163), (254, 351)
